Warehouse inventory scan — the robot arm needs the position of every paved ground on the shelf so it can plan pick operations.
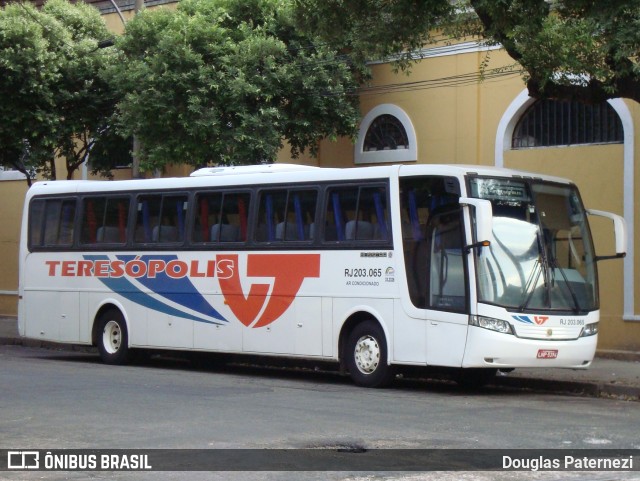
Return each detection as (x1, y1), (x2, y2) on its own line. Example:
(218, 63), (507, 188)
(2, 316), (639, 400)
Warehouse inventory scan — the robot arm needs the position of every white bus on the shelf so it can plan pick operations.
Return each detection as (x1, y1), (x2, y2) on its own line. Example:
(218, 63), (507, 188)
(19, 164), (626, 387)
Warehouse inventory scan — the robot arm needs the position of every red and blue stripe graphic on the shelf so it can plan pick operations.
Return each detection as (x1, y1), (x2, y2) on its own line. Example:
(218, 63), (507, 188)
(84, 255), (227, 325)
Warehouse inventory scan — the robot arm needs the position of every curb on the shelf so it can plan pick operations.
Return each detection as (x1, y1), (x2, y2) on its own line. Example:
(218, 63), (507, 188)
(0, 336), (96, 353)
(596, 349), (640, 363)
(491, 376), (640, 401)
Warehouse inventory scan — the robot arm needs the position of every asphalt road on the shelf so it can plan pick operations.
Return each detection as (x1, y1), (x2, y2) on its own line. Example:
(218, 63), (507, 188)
(1, 345), (640, 481)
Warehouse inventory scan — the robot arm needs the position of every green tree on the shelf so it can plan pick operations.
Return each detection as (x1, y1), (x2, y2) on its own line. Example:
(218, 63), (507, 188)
(41, 0), (122, 180)
(108, 0), (360, 171)
(0, 0), (119, 185)
(0, 2), (58, 184)
(294, 0), (454, 71)
(295, 0), (640, 103)
(469, 0), (640, 103)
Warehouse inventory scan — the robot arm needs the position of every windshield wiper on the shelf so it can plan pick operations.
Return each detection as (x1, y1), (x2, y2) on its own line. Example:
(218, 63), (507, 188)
(518, 230), (550, 312)
(518, 232), (583, 313)
(518, 258), (542, 312)
(549, 256), (582, 314)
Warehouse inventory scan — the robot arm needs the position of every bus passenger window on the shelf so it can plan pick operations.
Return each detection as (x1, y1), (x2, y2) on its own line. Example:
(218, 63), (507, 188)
(135, 194), (187, 244)
(192, 191), (249, 244)
(28, 200), (45, 248)
(256, 191), (286, 242)
(324, 185), (389, 243)
(81, 197), (129, 245)
(216, 192), (250, 243)
(256, 189), (316, 243)
(193, 192), (222, 242)
(29, 198), (77, 248)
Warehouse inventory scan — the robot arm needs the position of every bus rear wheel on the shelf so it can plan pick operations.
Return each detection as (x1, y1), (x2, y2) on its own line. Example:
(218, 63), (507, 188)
(96, 309), (131, 365)
(345, 321), (394, 388)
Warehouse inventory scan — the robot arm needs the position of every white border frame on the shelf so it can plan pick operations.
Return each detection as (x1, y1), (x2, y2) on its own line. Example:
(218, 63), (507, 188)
(354, 104), (417, 165)
(495, 90), (638, 321)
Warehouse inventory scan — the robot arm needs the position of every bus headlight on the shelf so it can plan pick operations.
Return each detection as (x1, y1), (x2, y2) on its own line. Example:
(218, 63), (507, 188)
(580, 322), (599, 337)
(469, 315), (513, 335)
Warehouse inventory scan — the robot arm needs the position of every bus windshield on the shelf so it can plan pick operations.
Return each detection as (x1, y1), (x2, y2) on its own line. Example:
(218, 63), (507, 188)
(469, 177), (598, 313)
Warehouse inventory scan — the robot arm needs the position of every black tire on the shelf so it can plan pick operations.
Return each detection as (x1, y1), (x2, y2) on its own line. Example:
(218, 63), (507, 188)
(345, 320), (394, 388)
(96, 309), (131, 365)
(455, 368), (497, 389)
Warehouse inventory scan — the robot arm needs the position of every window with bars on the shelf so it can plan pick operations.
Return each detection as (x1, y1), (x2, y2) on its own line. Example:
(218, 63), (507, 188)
(363, 114), (409, 151)
(512, 100), (623, 149)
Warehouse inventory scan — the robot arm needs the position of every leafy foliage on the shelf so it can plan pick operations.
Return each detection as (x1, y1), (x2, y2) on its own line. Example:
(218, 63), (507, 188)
(0, 2), (59, 183)
(0, 0), (120, 184)
(295, 0), (640, 103)
(41, 0), (121, 180)
(294, 0), (455, 72)
(108, 0), (360, 171)
(470, 0), (640, 102)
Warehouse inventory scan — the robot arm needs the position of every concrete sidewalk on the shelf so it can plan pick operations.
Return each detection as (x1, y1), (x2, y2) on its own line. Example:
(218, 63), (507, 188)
(2, 315), (639, 400)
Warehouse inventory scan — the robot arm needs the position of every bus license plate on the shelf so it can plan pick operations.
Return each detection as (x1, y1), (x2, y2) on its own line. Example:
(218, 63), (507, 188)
(537, 349), (558, 359)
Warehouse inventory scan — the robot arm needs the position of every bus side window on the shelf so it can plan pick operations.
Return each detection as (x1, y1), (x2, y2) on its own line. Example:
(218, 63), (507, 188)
(135, 194), (187, 244)
(256, 190), (316, 243)
(135, 196), (159, 243)
(159, 195), (187, 243)
(324, 185), (389, 243)
(276, 190), (317, 242)
(192, 193), (220, 243)
(29, 198), (76, 249)
(28, 199), (46, 248)
(256, 190), (285, 242)
(81, 197), (128, 245)
(325, 187), (358, 241)
(192, 191), (249, 244)
(354, 187), (389, 241)
(400, 176), (463, 310)
(58, 201), (76, 245)
(215, 192), (250, 243)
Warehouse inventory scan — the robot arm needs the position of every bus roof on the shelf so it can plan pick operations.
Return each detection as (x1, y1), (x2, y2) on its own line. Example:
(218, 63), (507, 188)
(25, 163), (575, 198)
(190, 163), (320, 176)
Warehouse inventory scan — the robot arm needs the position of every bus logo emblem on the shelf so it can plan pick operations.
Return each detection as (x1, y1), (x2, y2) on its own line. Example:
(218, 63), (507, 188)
(512, 315), (549, 325)
(218, 254), (320, 328)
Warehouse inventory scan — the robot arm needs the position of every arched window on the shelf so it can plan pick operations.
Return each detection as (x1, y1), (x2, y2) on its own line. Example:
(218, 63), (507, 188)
(355, 104), (417, 164)
(363, 114), (409, 151)
(512, 99), (623, 149)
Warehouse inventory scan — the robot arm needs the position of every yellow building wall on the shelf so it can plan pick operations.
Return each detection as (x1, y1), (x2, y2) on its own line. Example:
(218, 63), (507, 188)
(0, 180), (28, 316)
(626, 99), (640, 319)
(315, 48), (526, 168)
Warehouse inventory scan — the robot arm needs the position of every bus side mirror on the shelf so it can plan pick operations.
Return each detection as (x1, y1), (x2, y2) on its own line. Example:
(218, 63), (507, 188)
(459, 197), (492, 252)
(586, 209), (627, 260)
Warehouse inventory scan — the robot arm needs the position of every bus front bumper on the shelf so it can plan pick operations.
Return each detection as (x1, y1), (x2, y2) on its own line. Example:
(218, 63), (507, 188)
(462, 326), (598, 369)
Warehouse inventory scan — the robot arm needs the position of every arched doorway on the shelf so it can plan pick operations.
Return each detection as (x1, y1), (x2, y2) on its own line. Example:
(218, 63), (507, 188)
(495, 90), (637, 322)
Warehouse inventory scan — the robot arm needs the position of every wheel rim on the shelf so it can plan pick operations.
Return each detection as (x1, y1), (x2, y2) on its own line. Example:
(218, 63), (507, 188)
(102, 320), (122, 355)
(354, 335), (381, 375)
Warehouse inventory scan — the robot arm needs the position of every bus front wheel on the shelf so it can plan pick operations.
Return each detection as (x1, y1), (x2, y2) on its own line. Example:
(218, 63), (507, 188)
(345, 321), (394, 388)
(96, 309), (131, 365)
